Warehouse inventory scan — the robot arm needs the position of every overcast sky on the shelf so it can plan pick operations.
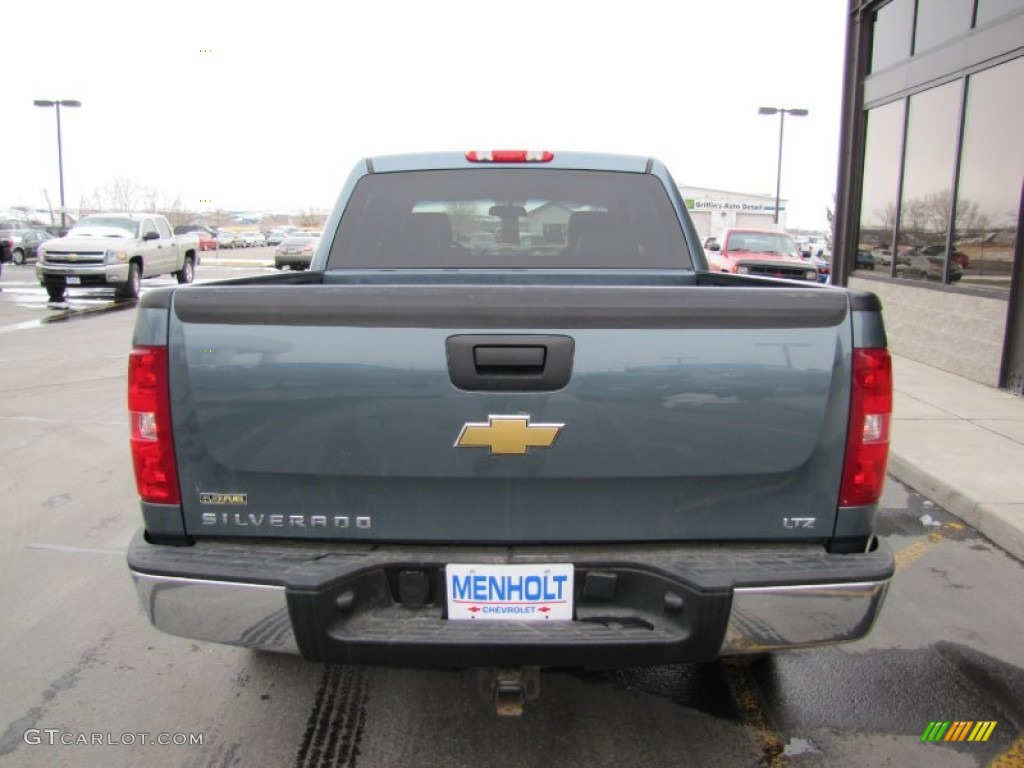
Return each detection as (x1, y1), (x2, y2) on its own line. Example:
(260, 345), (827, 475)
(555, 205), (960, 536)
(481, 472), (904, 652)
(4, 0), (846, 229)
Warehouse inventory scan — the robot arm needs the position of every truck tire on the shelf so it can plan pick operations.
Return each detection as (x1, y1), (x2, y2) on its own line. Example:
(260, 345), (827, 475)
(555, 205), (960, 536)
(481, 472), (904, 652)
(176, 256), (195, 284)
(117, 262), (141, 300)
(12, 248), (25, 265)
(45, 279), (66, 302)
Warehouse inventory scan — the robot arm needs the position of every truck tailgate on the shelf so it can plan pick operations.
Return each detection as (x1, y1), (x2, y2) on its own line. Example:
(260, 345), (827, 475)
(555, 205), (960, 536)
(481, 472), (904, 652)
(168, 283), (852, 542)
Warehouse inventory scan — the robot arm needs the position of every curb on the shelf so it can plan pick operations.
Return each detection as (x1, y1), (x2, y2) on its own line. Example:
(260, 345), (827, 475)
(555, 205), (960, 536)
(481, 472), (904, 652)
(887, 453), (1024, 562)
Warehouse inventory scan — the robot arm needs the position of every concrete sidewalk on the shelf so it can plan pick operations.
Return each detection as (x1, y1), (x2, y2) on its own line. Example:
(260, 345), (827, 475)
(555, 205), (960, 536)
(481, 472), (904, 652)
(889, 354), (1024, 561)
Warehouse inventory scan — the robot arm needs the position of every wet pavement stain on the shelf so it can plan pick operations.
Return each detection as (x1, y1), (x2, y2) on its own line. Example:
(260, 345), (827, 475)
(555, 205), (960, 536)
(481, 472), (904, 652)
(568, 662), (738, 721)
(750, 643), (1023, 763)
(876, 491), (981, 543)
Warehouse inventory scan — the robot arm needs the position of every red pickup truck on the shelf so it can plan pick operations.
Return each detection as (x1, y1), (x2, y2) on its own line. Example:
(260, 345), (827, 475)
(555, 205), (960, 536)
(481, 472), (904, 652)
(706, 228), (819, 282)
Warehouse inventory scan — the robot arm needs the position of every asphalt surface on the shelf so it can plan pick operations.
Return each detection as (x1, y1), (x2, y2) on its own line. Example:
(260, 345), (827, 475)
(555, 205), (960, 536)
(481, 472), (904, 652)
(0, 262), (1021, 767)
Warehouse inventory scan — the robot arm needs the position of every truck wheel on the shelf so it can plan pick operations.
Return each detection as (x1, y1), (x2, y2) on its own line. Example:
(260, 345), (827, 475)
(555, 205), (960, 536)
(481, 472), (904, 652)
(12, 249), (25, 265)
(117, 262), (141, 300)
(45, 280), (66, 302)
(176, 256), (195, 284)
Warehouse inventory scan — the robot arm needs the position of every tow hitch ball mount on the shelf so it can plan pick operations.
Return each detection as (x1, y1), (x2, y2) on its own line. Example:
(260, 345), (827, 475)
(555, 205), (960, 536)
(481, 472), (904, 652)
(476, 667), (540, 716)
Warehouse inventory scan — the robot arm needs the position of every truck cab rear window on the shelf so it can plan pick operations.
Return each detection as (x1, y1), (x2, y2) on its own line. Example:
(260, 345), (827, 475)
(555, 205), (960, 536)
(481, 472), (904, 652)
(327, 169), (692, 270)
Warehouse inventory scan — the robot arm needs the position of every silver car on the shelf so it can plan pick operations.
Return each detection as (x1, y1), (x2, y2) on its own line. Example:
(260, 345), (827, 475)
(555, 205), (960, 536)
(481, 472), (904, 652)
(274, 235), (319, 270)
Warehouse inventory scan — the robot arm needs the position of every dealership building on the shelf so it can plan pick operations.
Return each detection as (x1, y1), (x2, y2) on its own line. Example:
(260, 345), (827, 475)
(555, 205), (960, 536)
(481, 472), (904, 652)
(832, 0), (1023, 394)
(680, 186), (787, 241)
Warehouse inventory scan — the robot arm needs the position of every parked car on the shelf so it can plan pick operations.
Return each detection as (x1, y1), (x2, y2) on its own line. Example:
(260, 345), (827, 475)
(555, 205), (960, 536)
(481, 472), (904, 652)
(242, 231), (267, 248)
(871, 248), (893, 266)
(196, 231), (216, 251)
(855, 250), (875, 270)
(266, 230), (289, 246)
(215, 231), (242, 249)
(1, 219), (39, 263)
(3, 229), (54, 264)
(174, 223), (217, 237)
(37, 213), (199, 301)
(803, 252), (832, 284)
(274, 234), (319, 270)
(894, 253), (963, 282)
(919, 244), (970, 269)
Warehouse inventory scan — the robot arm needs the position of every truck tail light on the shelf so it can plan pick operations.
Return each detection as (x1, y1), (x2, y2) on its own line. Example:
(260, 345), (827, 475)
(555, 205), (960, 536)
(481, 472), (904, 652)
(128, 346), (180, 504)
(466, 150), (554, 163)
(839, 348), (892, 507)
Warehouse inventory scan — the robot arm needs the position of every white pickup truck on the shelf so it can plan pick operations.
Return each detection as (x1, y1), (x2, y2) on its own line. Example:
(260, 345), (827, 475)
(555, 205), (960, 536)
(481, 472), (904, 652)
(36, 213), (200, 301)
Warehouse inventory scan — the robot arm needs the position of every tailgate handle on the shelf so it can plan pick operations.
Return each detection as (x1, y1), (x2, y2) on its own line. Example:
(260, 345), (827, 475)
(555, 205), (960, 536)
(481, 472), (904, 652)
(447, 335), (574, 392)
(474, 345), (545, 372)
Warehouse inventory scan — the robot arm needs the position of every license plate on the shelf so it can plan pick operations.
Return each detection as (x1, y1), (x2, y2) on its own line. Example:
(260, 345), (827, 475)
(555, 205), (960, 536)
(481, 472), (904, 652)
(66, 277), (81, 285)
(446, 563), (574, 621)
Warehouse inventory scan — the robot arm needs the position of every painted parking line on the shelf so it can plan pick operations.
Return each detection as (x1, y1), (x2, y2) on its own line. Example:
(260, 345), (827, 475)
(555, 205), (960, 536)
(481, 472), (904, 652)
(722, 659), (788, 767)
(989, 731), (1024, 768)
(893, 521), (968, 573)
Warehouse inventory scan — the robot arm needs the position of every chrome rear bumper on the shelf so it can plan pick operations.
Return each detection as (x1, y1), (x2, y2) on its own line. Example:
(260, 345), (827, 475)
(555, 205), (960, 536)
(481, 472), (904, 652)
(721, 581), (889, 654)
(131, 572), (889, 657)
(131, 573), (299, 654)
(129, 533), (892, 663)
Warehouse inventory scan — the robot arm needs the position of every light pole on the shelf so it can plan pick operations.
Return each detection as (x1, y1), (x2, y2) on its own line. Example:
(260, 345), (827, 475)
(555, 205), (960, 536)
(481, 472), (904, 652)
(757, 106), (808, 225)
(33, 99), (81, 233)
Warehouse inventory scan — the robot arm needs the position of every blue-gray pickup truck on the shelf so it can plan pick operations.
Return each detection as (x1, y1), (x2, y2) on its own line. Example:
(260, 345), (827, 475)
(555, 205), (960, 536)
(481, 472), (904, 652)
(127, 150), (893, 710)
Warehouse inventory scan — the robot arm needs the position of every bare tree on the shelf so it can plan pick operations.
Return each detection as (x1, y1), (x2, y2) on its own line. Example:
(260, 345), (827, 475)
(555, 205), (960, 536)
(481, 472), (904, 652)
(41, 189), (56, 225)
(953, 197), (981, 241)
(144, 186), (161, 213)
(871, 202), (897, 246)
(446, 201), (477, 241)
(158, 195), (194, 228)
(99, 177), (151, 212)
(922, 190), (951, 235)
(296, 206), (325, 229)
(900, 197), (929, 240)
(77, 191), (101, 217)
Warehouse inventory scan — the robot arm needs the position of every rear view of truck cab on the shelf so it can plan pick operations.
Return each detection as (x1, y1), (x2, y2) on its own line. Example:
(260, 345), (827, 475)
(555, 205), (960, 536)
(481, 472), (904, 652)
(127, 150), (893, 708)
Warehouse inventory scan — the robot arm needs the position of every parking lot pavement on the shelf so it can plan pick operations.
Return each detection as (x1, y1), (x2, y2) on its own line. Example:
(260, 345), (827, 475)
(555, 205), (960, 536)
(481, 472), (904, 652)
(0, 262), (273, 333)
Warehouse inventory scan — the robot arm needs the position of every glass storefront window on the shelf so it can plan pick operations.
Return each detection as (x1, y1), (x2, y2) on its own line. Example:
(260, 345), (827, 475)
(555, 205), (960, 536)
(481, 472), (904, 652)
(915, 0), (974, 52)
(855, 100), (905, 274)
(870, 0), (915, 73)
(955, 57), (1024, 294)
(976, 0), (1024, 26)
(894, 82), (963, 285)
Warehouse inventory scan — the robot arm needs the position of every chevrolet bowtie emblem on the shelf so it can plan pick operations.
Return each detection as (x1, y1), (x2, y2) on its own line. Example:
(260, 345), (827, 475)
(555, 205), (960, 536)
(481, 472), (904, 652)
(455, 415), (564, 455)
